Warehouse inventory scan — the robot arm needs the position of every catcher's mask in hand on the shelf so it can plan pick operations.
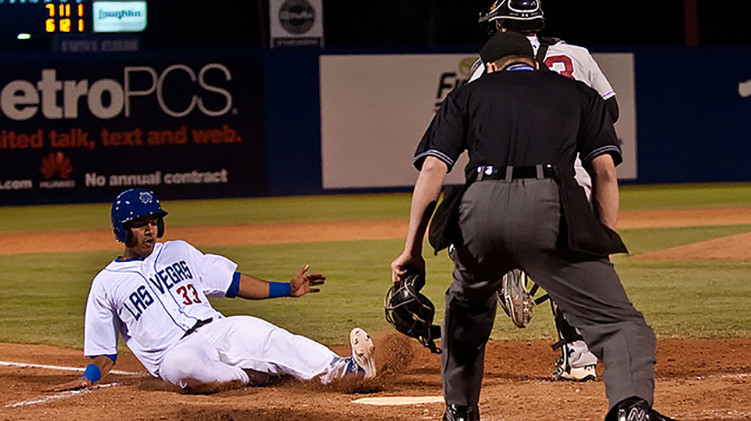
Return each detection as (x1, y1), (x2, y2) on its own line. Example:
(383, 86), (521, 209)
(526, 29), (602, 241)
(384, 272), (442, 354)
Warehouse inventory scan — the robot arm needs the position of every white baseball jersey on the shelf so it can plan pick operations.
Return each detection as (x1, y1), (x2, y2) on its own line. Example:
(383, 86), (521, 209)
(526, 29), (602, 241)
(527, 35), (615, 100)
(84, 240), (236, 376)
(83, 240), (353, 388)
(470, 35), (615, 101)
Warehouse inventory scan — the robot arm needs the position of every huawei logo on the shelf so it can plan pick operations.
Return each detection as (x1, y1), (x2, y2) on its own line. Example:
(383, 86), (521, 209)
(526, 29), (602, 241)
(40, 151), (73, 180)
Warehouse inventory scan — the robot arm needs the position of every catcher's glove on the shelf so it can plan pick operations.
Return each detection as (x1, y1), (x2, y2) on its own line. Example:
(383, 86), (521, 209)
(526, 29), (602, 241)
(385, 272), (441, 354)
(498, 269), (542, 329)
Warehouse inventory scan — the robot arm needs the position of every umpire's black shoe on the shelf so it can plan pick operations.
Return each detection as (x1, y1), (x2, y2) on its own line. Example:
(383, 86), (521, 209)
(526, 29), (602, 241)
(443, 404), (479, 421)
(605, 397), (680, 421)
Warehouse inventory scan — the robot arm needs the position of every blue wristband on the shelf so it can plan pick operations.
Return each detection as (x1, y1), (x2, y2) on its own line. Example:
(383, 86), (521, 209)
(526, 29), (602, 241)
(268, 282), (292, 298)
(82, 363), (101, 383)
(225, 272), (241, 298)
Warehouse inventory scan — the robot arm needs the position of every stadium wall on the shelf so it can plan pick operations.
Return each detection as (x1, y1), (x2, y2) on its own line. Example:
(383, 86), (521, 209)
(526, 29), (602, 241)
(0, 47), (748, 204)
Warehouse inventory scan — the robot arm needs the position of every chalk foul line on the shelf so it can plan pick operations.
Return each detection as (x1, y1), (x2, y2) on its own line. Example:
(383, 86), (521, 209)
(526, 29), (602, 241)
(0, 360), (144, 376)
(5, 382), (120, 408)
(1, 360), (147, 409)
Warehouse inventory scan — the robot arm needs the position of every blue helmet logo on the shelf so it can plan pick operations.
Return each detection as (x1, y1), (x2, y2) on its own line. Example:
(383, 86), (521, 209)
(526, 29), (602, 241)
(111, 188), (168, 243)
(139, 191), (154, 204)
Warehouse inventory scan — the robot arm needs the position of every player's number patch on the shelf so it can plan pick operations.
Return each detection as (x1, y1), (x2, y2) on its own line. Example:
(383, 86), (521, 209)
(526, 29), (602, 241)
(176, 284), (202, 305)
(544, 55), (575, 79)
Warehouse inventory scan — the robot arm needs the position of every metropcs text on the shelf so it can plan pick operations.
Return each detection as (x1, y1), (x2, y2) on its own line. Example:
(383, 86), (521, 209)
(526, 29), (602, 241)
(0, 65), (232, 120)
(0, 125), (242, 151)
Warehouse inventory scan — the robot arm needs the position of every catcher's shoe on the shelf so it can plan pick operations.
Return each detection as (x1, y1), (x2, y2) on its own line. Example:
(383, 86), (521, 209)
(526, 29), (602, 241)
(605, 397), (680, 421)
(443, 404), (479, 421)
(347, 328), (376, 379)
(552, 357), (596, 382)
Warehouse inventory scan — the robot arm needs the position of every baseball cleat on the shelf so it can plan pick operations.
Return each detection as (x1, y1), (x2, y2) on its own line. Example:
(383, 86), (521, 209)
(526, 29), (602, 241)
(552, 361), (596, 382)
(606, 397), (680, 421)
(349, 328), (376, 379)
(443, 404), (479, 421)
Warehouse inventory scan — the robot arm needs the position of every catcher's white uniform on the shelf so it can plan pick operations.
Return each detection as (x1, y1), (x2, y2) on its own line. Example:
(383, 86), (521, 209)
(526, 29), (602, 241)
(84, 240), (353, 389)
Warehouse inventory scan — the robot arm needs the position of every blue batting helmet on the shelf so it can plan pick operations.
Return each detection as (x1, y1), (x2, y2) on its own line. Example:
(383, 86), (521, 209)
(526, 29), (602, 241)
(111, 188), (168, 243)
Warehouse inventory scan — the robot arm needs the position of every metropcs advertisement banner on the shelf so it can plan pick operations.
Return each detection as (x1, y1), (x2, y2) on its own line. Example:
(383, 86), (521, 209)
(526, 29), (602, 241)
(0, 52), (267, 204)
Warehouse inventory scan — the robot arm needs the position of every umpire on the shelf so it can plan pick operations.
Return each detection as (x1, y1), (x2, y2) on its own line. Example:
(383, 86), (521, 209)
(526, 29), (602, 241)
(390, 31), (678, 421)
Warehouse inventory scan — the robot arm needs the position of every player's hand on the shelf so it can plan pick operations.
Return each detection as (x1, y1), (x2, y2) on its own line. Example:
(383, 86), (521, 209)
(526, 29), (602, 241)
(289, 264), (326, 297)
(45, 377), (92, 392)
(391, 252), (425, 285)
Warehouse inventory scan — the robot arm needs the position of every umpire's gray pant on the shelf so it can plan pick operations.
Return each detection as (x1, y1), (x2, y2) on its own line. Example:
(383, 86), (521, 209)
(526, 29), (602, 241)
(442, 178), (656, 411)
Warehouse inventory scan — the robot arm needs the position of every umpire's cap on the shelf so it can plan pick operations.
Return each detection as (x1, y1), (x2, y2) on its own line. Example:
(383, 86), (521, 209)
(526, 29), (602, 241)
(479, 31), (534, 63)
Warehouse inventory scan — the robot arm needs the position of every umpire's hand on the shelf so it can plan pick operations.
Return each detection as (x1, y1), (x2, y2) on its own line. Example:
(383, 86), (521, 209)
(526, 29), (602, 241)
(391, 252), (425, 285)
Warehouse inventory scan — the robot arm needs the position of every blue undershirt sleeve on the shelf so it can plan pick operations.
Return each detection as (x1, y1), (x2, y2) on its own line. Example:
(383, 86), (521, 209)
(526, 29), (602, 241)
(225, 272), (241, 298)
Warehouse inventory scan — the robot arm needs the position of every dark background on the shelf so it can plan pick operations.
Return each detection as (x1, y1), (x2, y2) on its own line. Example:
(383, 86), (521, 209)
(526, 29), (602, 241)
(2, 0), (751, 52)
(143, 0), (750, 50)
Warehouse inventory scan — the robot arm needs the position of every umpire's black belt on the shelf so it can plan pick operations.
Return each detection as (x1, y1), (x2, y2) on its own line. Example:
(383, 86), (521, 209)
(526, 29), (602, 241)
(475, 164), (555, 181)
(182, 318), (213, 339)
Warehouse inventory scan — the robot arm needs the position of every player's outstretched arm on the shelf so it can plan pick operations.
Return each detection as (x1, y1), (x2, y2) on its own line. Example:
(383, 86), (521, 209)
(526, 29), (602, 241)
(45, 355), (115, 392)
(235, 266), (325, 300)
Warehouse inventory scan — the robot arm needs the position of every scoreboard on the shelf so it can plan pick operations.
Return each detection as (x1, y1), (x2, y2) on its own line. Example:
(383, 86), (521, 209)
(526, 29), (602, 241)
(44, 0), (88, 34)
(0, 0), (147, 51)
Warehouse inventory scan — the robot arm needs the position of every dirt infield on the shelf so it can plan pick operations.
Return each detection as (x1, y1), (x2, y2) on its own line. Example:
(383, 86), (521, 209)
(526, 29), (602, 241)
(2, 336), (750, 420)
(1, 207), (750, 420)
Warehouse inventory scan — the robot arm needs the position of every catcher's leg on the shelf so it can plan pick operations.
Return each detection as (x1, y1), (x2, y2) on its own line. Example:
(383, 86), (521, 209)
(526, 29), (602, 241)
(550, 300), (598, 381)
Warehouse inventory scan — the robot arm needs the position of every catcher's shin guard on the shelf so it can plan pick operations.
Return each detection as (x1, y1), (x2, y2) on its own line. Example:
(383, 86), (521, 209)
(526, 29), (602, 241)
(550, 301), (597, 381)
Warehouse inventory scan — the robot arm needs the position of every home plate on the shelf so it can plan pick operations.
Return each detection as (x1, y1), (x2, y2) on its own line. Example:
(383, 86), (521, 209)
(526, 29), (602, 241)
(352, 396), (444, 406)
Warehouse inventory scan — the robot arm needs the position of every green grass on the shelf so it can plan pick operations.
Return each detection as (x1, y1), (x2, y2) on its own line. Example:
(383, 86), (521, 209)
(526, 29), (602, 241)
(619, 182), (751, 210)
(0, 193), (413, 234)
(0, 183), (750, 350)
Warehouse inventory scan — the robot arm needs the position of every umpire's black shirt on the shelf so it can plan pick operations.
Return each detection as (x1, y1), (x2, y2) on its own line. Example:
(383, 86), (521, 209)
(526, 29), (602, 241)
(414, 65), (622, 178)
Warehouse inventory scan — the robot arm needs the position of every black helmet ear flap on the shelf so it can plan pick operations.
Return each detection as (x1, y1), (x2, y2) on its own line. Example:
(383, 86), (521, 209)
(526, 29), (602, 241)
(384, 272), (442, 354)
(157, 217), (165, 238)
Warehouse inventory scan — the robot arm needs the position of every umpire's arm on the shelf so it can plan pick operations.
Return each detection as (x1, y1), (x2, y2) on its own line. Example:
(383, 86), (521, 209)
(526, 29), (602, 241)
(46, 354), (115, 392)
(391, 156), (448, 283)
(587, 153), (619, 229)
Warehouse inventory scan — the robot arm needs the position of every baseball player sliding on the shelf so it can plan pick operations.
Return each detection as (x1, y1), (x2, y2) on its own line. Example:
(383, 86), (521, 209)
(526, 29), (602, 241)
(48, 188), (376, 393)
(473, 0), (621, 382)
